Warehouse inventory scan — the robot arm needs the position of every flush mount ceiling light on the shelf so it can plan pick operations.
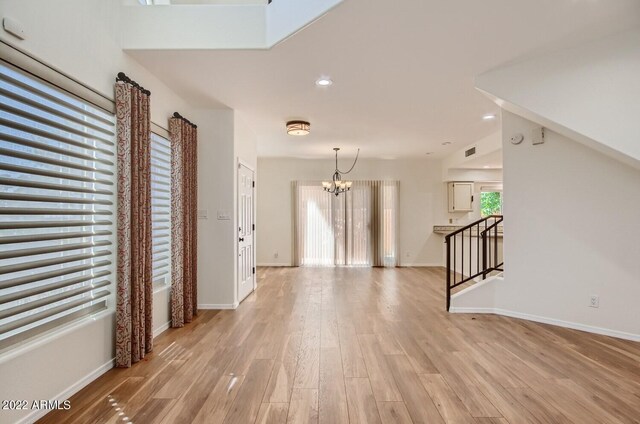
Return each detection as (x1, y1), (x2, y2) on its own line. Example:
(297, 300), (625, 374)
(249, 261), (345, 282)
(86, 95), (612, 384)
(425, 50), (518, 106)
(322, 147), (360, 197)
(286, 120), (310, 136)
(482, 114), (497, 120)
(315, 77), (333, 87)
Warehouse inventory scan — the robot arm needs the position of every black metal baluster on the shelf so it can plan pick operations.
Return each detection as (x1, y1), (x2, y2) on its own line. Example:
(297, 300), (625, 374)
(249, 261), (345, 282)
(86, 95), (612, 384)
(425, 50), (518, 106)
(453, 235), (456, 287)
(494, 220), (498, 271)
(461, 229), (464, 281)
(446, 236), (451, 311)
(476, 223), (480, 278)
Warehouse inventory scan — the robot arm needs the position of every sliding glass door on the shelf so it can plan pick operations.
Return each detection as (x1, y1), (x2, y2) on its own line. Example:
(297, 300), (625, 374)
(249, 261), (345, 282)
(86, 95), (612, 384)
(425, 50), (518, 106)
(293, 181), (398, 267)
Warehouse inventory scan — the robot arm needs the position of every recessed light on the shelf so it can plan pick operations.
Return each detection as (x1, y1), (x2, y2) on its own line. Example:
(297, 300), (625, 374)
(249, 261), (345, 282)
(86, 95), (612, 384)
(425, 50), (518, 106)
(315, 77), (333, 87)
(482, 114), (496, 120)
(442, 142), (452, 146)
(425, 152), (433, 155)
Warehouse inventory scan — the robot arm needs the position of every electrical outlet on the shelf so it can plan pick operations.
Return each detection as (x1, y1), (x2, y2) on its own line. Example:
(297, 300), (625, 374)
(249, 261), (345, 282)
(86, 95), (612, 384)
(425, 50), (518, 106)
(274, 252), (279, 259)
(589, 295), (599, 308)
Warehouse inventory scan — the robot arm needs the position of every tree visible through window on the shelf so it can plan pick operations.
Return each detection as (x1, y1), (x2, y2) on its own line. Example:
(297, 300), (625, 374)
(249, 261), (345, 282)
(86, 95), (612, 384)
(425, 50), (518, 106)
(481, 191), (502, 217)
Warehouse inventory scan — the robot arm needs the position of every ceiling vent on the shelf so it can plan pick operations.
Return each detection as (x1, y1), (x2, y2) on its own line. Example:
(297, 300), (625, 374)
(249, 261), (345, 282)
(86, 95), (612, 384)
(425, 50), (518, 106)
(465, 146), (476, 157)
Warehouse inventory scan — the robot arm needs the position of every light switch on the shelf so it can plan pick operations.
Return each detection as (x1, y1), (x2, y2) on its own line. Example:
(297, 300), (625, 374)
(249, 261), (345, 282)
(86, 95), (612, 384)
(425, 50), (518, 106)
(197, 209), (208, 220)
(217, 210), (231, 220)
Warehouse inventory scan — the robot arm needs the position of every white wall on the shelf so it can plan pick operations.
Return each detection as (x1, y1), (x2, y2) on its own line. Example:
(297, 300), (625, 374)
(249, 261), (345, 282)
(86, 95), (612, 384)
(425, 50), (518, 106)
(454, 111), (640, 341)
(501, 111), (640, 338)
(476, 28), (640, 169)
(194, 109), (237, 309)
(0, 1), (194, 423)
(257, 158), (446, 267)
(195, 110), (258, 309)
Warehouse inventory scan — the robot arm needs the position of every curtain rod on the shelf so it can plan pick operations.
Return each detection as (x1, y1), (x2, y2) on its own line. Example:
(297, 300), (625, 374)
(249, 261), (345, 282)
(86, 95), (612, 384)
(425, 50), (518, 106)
(115, 72), (151, 96)
(173, 111), (197, 129)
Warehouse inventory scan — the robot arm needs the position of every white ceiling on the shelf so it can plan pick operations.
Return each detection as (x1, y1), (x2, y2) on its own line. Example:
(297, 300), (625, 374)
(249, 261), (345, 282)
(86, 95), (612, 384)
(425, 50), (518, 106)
(129, 0), (640, 158)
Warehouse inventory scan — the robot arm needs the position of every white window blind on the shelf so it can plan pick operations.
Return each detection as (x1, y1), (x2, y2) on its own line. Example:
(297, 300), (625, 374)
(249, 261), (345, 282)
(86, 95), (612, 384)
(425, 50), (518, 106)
(0, 61), (116, 350)
(294, 181), (399, 267)
(150, 132), (171, 285)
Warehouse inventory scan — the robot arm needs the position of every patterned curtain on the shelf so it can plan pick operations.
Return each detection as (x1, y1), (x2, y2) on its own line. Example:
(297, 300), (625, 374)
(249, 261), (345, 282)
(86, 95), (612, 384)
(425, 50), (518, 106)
(115, 81), (153, 368)
(169, 115), (198, 327)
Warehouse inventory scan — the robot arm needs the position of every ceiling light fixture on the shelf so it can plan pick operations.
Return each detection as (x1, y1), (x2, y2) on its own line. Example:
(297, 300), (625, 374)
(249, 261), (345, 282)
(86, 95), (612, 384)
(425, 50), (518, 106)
(482, 114), (496, 120)
(286, 120), (310, 136)
(322, 147), (360, 197)
(442, 141), (452, 146)
(315, 77), (333, 87)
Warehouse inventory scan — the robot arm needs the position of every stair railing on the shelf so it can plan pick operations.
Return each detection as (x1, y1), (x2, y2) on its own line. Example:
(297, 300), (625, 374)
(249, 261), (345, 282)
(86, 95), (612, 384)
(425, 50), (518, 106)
(445, 215), (503, 311)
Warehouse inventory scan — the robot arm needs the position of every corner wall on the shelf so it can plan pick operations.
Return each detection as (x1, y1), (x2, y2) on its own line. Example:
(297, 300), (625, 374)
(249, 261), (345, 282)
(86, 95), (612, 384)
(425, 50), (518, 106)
(501, 110), (640, 338)
(194, 109), (237, 309)
(455, 111), (640, 340)
(195, 110), (258, 310)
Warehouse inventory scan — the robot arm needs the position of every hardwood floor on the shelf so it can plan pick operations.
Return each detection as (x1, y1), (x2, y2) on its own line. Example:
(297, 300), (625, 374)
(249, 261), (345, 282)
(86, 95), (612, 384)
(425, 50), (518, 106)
(38, 267), (640, 424)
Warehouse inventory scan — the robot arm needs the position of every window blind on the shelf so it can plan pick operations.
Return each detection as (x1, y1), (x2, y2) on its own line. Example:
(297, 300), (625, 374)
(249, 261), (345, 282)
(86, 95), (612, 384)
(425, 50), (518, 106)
(150, 132), (171, 285)
(0, 61), (116, 349)
(293, 181), (399, 267)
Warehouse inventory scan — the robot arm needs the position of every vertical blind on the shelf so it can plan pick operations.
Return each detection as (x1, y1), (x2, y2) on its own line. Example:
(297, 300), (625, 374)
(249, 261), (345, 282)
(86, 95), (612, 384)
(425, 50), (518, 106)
(293, 180), (399, 267)
(150, 132), (171, 285)
(0, 61), (116, 349)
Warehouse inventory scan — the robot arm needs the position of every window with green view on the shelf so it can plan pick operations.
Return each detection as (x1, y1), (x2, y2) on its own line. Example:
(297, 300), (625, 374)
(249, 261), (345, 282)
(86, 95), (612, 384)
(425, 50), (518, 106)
(481, 191), (502, 217)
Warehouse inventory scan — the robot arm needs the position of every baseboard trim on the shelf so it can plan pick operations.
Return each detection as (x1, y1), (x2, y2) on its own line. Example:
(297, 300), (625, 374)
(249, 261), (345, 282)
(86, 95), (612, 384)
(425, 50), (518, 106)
(257, 263), (293, 267)
(449, 307), (496, 314)
(449, 307), (640, 342)
(400, 263), (444, 267)
(198, 303), (239, 310)
(17, 358), (115, 424)
(153, 321), (171, 338)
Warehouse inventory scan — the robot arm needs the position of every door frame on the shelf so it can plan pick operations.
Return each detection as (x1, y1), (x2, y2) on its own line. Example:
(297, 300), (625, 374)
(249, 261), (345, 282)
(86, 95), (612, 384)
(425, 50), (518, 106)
(236, 158), (257, 303)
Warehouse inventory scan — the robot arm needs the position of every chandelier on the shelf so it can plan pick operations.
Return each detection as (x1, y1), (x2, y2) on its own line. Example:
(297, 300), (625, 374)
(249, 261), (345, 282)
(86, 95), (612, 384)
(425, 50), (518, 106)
(322, 147), (360, 196)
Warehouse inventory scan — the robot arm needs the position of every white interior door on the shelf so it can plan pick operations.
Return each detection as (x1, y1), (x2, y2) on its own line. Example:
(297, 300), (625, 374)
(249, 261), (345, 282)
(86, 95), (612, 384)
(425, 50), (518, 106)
(237, 163), (255, 302)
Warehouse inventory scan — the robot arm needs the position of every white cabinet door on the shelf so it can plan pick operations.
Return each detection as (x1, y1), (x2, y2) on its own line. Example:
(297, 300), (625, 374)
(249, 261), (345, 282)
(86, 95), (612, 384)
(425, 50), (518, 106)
(448, 182), (473, 212)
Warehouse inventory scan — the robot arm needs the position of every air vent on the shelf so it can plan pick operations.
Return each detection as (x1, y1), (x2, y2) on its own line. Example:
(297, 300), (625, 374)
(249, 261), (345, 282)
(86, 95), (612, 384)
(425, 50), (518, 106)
(465, 147), (476, 157)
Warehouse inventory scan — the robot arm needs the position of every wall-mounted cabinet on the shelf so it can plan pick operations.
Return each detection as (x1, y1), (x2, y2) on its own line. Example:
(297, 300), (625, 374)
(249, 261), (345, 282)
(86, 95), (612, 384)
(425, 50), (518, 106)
(448, 182), (474, 212)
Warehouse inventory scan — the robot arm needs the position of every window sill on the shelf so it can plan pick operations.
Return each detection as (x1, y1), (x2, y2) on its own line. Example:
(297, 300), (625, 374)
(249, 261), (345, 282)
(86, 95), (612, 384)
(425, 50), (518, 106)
(0, 308), (115, 365)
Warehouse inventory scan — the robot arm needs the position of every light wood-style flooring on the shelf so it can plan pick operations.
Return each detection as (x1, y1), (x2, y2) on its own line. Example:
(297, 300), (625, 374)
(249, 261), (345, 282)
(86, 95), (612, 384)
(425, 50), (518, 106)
(39, 267), (640, 424)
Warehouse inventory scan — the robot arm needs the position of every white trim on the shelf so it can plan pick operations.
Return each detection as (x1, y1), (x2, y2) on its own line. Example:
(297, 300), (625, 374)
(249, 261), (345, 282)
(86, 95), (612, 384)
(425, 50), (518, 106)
(16, 358), (115, 424)
(153, 321), (171, 338)
(257, 263), (293, 267)
(449, 307), (497, 314)
(399, 263), (444, 267)
(449, 307), (640, 342)
(198, 303), (239, 310)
